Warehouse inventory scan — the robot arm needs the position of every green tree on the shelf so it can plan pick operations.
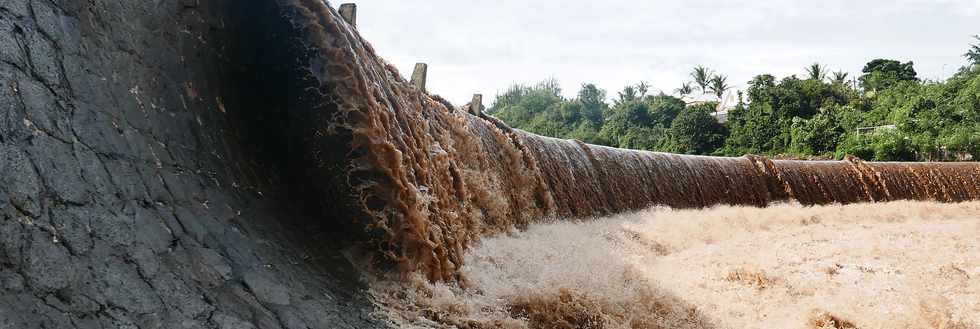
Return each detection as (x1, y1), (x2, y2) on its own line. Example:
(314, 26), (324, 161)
(636, 81), (650, 98)
(600, 100), (650, 146)
(724, 75), (779, 154)
(723, 72), (851, 155)
(616, 85), (638, 105)
(966, 35), (980, 67)
(676, 82), (694, 98)
(789, 112), (843, 155)
(942, 125), (980, 159)
(566, 121), (607, 145)
(577, 83), (607, 126)
(709, 75), (730, 100)
(831, 71), (849, 85)
(536, 78), (563, 96)
(669, 102), (727, 154)
(691, 66), (713, 95)
(647, 94), (686, 127)
(620, 126), (670, 151)
(806, 63), (828, 81)
(490, 80), (565, 134)
(859, 59), (918, 92)
(578, 83), (606, 109)
(490, 84), (530, 111)
(491, 41), (980, 161)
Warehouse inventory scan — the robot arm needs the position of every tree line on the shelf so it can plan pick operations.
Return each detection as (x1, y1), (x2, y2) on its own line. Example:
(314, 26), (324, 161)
(488, 36), (980, 161)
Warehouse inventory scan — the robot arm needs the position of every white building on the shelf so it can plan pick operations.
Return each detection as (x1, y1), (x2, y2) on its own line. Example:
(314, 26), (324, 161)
(683, 91), (741, 124)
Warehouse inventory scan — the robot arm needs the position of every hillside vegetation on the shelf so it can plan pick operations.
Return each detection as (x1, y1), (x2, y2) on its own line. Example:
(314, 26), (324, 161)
(489, 36), (980, 161)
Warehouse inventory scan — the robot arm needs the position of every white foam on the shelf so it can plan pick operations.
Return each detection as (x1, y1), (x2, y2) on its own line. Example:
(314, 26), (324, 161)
(373, 201), (980, 328)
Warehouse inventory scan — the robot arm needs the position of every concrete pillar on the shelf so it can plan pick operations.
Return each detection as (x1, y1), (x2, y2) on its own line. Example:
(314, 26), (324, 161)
(411, 63), (427, 90)
(339, 4), (356, 26)
(470, 94), (483, 116)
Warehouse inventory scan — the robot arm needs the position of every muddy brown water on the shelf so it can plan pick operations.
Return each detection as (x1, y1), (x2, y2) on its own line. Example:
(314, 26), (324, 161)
(271, 0), (980, 282)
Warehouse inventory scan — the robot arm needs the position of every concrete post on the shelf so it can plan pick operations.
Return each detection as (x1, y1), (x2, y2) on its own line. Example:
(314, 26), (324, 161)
(470, 94), (483, 116)
(411, 63), (427, 90)
(339, 4), (356, 27)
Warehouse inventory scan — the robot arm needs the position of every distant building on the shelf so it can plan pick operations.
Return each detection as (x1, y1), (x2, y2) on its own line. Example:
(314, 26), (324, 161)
(684, 91), (741, 124)
(855, 124), (896, 135)
(713, 92), (741, 124)
(712, 111), (729, 124)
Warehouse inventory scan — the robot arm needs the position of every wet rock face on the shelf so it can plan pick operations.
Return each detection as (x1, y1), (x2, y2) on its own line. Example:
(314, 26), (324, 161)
(0, 1), (388, 328)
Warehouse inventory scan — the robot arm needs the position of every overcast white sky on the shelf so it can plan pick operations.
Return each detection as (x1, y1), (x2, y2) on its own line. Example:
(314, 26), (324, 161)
(351, 0), (979, 105)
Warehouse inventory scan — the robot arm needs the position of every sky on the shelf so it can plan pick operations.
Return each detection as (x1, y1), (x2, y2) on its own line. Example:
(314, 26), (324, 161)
(351, 0), (979, 105)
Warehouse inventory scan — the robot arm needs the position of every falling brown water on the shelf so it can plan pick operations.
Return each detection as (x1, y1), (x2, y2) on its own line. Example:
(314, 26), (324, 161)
(262, 0), (980, 281)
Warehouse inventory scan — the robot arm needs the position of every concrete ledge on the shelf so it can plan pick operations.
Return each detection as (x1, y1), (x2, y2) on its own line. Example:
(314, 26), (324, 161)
(411, 63), (428, 90)
(339, 3), (357, 26)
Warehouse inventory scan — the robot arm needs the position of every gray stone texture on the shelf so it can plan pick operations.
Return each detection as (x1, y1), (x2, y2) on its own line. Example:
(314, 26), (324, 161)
(0, 1), (389, 328)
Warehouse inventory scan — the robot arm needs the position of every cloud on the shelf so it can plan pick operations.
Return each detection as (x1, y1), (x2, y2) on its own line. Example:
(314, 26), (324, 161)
(355, 0), (976, 103)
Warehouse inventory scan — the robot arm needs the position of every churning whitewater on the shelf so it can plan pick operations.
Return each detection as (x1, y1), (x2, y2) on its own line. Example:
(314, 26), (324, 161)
(373, 201), (980, 329)
(245, 2), (980, 327)
(255, 0), (980, 283)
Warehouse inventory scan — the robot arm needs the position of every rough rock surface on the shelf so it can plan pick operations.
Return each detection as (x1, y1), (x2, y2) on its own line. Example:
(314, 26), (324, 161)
(0, 0), (389, 328)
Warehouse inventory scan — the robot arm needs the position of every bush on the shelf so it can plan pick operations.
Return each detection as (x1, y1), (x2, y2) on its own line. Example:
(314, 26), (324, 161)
(669, 103), (727, 155)
(836, 130), (914, 161)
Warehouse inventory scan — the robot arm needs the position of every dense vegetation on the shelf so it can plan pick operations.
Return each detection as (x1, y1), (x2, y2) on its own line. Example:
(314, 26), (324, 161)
(488, 36), (980, 161)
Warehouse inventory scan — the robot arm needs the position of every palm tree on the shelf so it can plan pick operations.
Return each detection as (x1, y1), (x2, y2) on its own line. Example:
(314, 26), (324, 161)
(708, 75), (730, 100)
(691, 66), (712, 95)
(805, 63), (828, 81)
(966, 35), (980, 66)
(831, 71), (849, 85)
(616, 85), (637, 105)
(676, 82), (694, 98)
(636, 81), (650, 98)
